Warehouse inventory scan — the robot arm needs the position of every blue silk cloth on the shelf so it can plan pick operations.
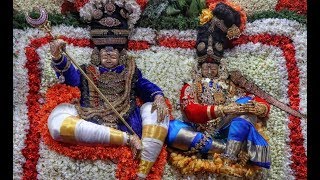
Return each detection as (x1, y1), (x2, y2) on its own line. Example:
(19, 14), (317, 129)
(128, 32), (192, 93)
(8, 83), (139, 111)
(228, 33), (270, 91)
(54, 57), (164, 138)
(166, 96), (271, 169)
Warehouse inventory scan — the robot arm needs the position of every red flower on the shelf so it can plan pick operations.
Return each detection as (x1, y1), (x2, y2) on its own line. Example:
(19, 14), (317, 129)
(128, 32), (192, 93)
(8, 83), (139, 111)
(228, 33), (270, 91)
(61, 0), (77, 14)
(128, 40), (150, 50)
(135, 0), (148, 10)
(157, 37), (196, 49)
(276, 0), (307, 15)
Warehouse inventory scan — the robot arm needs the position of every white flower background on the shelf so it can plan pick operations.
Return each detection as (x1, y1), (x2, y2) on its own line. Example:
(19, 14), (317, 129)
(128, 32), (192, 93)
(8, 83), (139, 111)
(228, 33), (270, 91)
(13, 1), (307, 179)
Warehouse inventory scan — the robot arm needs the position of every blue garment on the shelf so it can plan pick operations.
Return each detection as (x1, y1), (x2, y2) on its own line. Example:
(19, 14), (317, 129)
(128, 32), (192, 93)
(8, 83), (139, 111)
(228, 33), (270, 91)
(166, 120), (215, 154)
(53, 57), (164, 137)
(166, 96), (271, 169)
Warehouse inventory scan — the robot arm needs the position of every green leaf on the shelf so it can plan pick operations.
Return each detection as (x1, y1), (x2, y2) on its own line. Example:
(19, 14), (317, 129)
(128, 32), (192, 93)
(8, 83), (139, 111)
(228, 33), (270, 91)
(177, 0), (187, 9)
(187, 0), (200, 18)
(166, 5), (181, 15)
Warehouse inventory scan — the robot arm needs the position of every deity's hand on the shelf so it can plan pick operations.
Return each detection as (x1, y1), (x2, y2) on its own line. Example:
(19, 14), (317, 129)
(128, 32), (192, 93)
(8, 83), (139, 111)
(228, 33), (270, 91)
(216, 102), (247, 117)
(242, 101), (268, 117)
(223, 102), (247, 115)
(49, 39), (66, 61)
(151, 95), (169, 123)
(128, 134), (142, 159)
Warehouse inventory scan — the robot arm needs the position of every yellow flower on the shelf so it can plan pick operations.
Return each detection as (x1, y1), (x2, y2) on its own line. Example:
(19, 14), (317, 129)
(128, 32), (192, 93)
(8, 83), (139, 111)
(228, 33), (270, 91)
(199, 9), (213, 25)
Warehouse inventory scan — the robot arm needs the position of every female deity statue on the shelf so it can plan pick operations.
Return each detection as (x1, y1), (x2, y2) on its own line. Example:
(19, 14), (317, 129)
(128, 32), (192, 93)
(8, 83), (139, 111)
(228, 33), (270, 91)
(46, 0), (169, 179)
(166, 2), (271, 175)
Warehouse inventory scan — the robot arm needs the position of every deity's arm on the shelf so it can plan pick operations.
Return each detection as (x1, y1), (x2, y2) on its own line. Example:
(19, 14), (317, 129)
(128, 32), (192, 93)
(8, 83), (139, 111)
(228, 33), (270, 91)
(51, 55), (81, 87)
(230, 80), (271, 118)
(134, 68), (164, 102)
(180, 83), (219, 124)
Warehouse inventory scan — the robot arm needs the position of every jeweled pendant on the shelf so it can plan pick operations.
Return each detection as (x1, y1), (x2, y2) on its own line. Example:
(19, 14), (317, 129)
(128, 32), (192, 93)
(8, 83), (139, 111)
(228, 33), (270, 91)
(58, 75), (65, 83)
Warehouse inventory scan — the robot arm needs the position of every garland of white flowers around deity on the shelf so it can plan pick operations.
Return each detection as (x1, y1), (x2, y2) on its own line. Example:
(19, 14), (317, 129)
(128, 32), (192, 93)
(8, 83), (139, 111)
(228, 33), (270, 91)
(13, 13), (306, 180)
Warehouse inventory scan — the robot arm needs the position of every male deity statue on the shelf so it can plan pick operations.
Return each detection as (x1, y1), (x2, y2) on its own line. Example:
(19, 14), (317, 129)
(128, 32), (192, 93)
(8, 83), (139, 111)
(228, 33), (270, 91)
(47, 0), (169, 178)
(166, 2), (271, 174)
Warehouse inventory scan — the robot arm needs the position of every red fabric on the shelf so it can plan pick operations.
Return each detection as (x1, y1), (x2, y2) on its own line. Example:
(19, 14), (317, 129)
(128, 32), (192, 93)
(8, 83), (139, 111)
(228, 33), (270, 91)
(179, 84), (271, 124)
(180, 83), (216, 124)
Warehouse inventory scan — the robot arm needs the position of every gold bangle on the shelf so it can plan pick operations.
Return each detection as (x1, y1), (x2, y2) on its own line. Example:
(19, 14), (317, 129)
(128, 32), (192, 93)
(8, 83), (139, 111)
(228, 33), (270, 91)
(51, 56), (71, 73)
(214, 105), (225, 117)
(220, 107), (225, 117)
(51, 53), (62, 61)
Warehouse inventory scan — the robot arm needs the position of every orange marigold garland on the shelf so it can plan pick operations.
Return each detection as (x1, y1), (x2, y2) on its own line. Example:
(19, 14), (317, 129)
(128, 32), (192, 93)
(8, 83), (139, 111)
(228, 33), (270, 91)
(38, 84), (167, 179)
(169, 152), (262, 178)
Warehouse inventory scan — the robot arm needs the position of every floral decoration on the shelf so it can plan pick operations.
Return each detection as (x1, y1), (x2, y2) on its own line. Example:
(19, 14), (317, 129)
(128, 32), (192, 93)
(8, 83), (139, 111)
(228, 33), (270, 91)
(13, 0), (307, 179)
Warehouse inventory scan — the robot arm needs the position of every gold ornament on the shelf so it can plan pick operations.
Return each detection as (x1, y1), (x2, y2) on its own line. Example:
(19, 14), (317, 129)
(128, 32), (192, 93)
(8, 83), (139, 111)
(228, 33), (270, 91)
(90, 47), (100, 65)
(213, 91), (226, 105)
(199, 9), (213, 25)
(226, 24), (241, 40)
(197, 42), (206, 52)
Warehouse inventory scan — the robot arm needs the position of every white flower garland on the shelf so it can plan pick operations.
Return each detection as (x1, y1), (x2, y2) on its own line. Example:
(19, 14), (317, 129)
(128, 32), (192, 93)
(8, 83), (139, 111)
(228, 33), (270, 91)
(244, 18), (307, 152)
(129, 27), (156, 44)
(128, 47), (196, 118)
(229, 0), (278, 16)
(13, 32), (29, 178)
(13, 17), (307, 179)
(13, 28), (47, 180)
(224, 43), (293, 179)
(13, 0), (63, 13)
(51, 25), (91, 39)
(37, 140), (117, 180)
(38, 44), (92, 94)
(157, 29), (197, 41)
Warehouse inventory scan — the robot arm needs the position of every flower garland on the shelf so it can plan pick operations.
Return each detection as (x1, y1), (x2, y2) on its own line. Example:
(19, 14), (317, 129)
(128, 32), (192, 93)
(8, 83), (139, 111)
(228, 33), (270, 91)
(157, 30), (197, 41)
(248, 10), (307, 24)
(37, 84), (167, 180)
(135, 0), (148, 10)
(169, 152), (263, 178)
(231, 34), (307, 179)
(23, 33), (168, 179)
(244, 18), (307, 153)
(14, 16), (307, 179)
(224, 43), (293, 179)
(13, 29), (30, 180)
(275, 0), (307, 15)
(157, 37), (196, 49)
(229, 0), (277, 16)
(130, 28), (157, 44)
(37, 140), (117, 179)
(13, 0), (63, 14)
(129, 47), (196, 118)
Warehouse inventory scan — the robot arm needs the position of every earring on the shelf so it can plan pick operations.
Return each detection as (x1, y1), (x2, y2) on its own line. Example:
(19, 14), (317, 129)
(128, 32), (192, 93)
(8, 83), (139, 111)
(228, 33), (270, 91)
(119, 49), (127, 65)
(91, 47), (100, 65)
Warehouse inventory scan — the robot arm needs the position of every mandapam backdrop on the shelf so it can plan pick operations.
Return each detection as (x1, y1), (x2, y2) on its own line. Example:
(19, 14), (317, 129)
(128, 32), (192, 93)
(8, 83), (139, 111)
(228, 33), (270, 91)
(13, 0), (307, 179)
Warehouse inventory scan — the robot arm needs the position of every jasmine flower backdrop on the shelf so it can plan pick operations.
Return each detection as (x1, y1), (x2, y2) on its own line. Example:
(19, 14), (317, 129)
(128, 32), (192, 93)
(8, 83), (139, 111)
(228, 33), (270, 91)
(13, 0), (307, 179)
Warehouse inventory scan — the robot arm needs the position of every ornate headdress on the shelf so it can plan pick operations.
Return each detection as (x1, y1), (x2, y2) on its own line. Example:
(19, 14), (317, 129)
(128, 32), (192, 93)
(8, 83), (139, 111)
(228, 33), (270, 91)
(63, 0), (141, 65)
(196, 1), (247, 65)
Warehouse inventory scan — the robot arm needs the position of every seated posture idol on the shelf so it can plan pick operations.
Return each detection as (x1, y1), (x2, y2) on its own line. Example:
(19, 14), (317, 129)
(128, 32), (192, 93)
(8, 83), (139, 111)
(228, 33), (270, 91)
(166, 2), (271, 176)
(47, 0), (169, 179)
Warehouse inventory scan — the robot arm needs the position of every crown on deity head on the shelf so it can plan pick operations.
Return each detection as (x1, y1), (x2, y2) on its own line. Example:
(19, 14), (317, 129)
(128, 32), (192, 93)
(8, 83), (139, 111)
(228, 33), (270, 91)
(65, 0), (141, 51)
